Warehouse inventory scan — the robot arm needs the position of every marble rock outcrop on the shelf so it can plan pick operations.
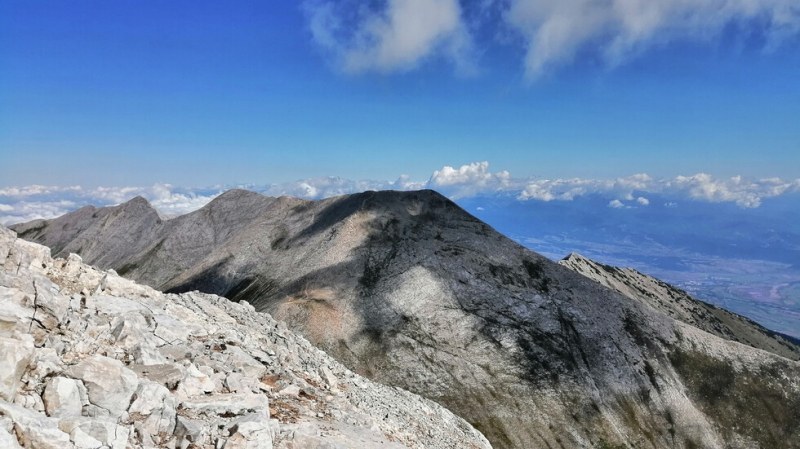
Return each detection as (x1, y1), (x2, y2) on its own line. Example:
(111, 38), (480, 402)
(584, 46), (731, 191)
(0, 226), (491, 449)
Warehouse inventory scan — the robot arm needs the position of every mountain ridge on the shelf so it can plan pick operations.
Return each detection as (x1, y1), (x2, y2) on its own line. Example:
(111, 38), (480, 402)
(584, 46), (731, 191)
(12, 189), (800, 449)
(559, 252), (800, 360)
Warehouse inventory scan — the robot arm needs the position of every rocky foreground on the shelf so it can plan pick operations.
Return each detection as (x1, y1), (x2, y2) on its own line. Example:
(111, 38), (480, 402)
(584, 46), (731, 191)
(0, 226), (491, 449)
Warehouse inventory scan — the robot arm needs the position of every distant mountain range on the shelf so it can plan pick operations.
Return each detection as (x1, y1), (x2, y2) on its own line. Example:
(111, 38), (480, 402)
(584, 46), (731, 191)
(13, 189), (800, 449)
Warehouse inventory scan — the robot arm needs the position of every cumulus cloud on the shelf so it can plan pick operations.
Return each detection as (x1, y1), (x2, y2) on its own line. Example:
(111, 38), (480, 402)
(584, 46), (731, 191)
(304, 0), (474, 74)
(668, 173), (800, 208)
(518, 174), (653, 202)
(255, 175), (424, 199)
(505, 0), (800, 77)
(304, 1), (800, 77)
(518, 172), (800, 208)
(428, 161), (513, 198)
(2, 163), (799, 225)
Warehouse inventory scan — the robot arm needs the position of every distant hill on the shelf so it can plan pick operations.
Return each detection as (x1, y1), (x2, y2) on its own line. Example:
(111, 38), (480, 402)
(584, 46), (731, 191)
(14, 189), (800, 449)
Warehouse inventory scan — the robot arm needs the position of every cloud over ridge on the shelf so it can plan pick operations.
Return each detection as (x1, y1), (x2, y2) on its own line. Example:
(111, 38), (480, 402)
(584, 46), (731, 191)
(2, 162), (799, 225)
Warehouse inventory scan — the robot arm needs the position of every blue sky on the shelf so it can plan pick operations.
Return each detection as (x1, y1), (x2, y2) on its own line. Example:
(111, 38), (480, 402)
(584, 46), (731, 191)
(2, 0), (799, 187)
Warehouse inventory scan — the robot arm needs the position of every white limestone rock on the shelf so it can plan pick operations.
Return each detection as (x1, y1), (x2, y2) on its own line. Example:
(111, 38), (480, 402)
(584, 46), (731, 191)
(43, 377), (85, 418)
(179, 393), (269, 417)
(175, 363), (216, 397)
(224, 412), (273, 449)
(0, 419), (23, 449)
(174, 416), (206, 449)
(0, 335), (34, 402)
(59, 417), (130, 449)
(28, 347), (65, 382)
(110, 313), (167, 365)
(66, 355), (139, 418)
(0, 401), (73, 449)
(128, 381), (177, 445)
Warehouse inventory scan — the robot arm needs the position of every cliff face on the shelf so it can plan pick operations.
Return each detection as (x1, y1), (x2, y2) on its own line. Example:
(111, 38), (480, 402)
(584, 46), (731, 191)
(0, 226), (491, 449)
(12, 189), (800, 449)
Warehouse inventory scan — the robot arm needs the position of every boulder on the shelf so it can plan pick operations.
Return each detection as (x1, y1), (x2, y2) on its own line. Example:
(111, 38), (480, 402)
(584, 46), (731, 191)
(110, 313), (167, 365)
(224, 412), (273, 449)
(0, 335), (34, 401)
(43, 377), (86, 417)
(58, 418), (130, 449)
(174, 416), (206, 449)
(0, 429), (22, 448)
(0, 401), (73, 449)
(0, 417), (22, 449)
(66, 355), (139, 418)
(128, 381), (177, 445)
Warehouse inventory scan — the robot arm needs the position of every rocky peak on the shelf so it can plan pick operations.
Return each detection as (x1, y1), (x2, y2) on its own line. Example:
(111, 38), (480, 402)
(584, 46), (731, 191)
(115, 195), (158, 215)
(208, 188), (265, 204)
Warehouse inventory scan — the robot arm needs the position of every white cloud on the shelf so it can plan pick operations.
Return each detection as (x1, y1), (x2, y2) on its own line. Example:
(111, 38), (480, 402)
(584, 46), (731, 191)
(518, 174), (652, 202)
(428, 161), (514, 198)
(502, 0), (800, 77)
(304, 0), (474, 74)
(518, 172), (800, 208)
(2, 163), (798, 225)
(668, 173), (800, 208)
(255, 175), (425, 199)
(304, 1), (800, 78)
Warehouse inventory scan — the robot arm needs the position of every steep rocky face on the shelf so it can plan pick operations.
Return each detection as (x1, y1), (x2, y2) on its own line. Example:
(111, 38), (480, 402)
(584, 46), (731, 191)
(13, 190), (800, 449)
(559, 252), (800, 361)
(0, 226), (491, 449)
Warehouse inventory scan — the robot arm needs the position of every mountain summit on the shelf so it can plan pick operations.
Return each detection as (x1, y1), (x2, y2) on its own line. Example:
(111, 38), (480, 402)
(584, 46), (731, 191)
(13, 189), (800, 449)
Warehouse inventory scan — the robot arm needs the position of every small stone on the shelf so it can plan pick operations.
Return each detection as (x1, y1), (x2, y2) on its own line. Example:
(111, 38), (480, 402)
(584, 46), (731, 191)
(277, 384), (301, 398)
(318, 365), (338, 391)
(176, 363), (216, 397)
